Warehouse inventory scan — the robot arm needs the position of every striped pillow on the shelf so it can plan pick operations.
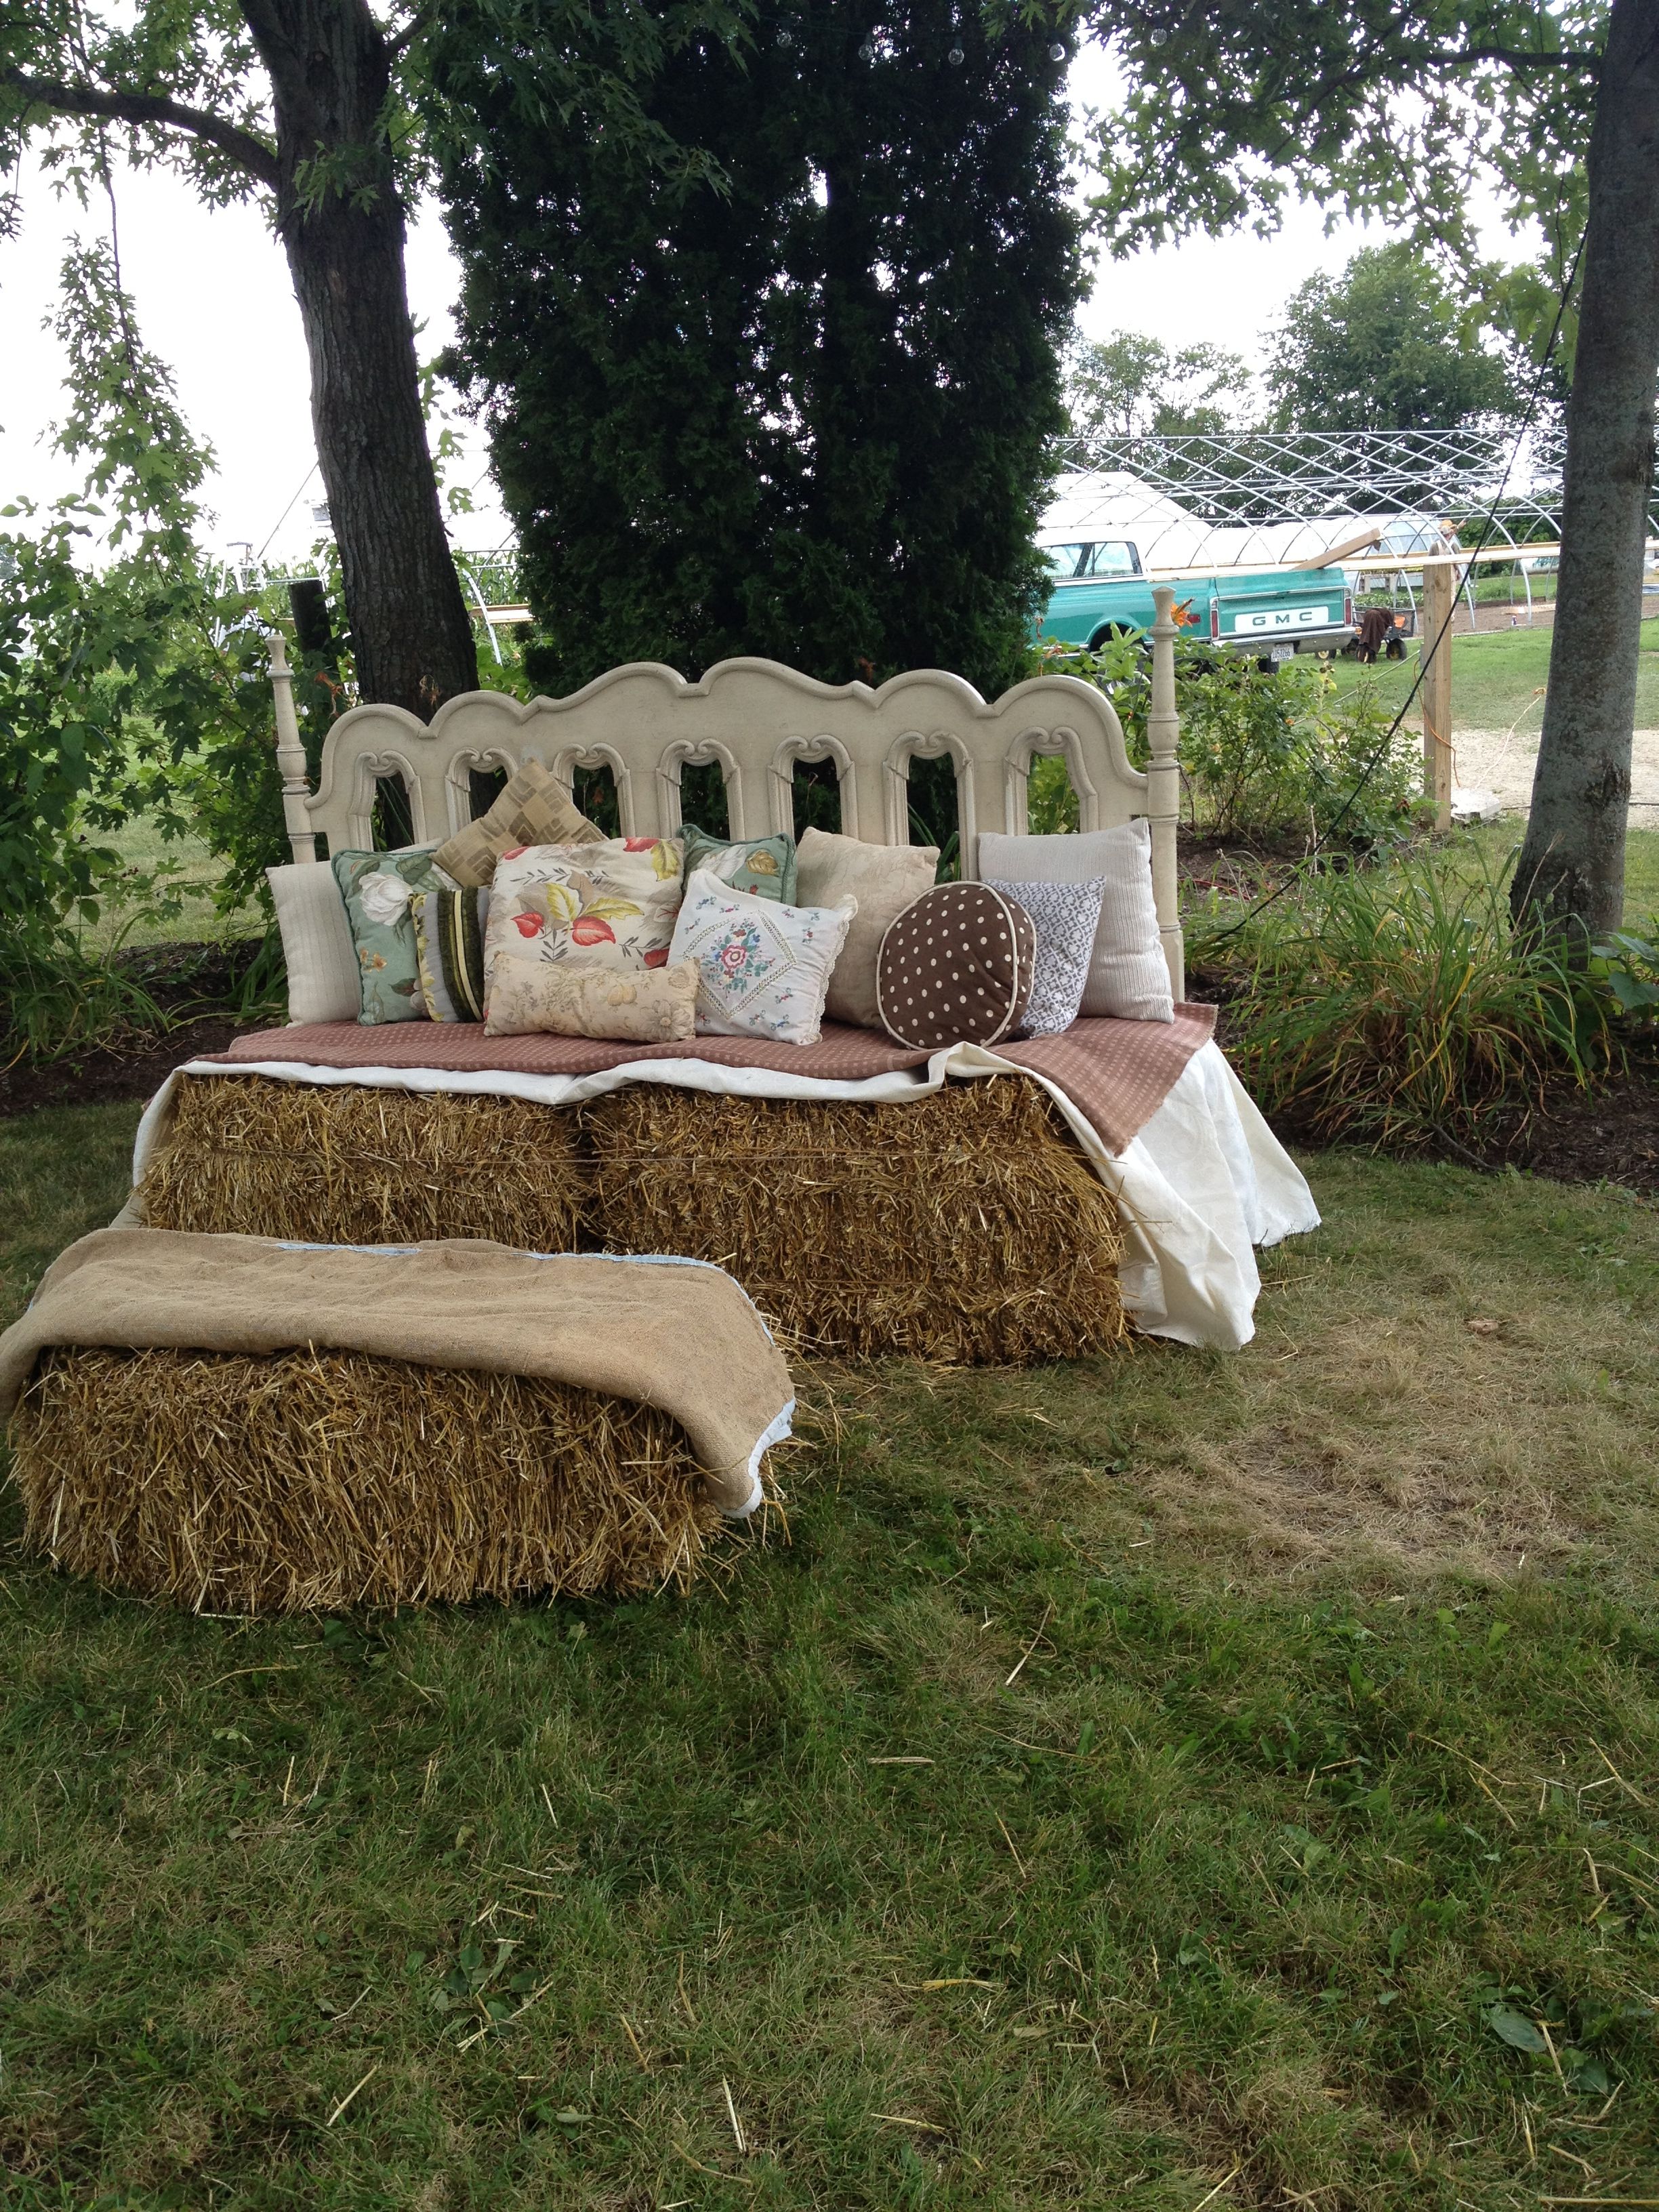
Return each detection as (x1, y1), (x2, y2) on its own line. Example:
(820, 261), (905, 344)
(415, 888), (490, 1022)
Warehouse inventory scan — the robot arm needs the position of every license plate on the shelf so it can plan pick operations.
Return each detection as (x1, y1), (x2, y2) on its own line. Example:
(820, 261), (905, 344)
(1227, 605), (1334, 634)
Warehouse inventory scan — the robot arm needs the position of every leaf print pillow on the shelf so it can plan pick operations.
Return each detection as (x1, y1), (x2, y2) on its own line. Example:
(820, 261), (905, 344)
(483, 838), (684, 1004)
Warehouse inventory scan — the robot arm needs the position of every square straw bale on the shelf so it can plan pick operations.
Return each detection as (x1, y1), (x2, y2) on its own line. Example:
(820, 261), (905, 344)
(582, 1077), (1128, 1363)
(8, 1346), (724, 1614)
(143, 1074), (594, 1252)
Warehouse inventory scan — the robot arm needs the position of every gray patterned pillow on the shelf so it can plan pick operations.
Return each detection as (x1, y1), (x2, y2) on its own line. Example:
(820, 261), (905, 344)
(983, 876), (1107, 1037)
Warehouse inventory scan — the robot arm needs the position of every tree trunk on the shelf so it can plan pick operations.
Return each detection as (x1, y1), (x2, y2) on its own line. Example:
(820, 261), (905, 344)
(1513, 0), (1659, 947)
(240, 0), (478, 716)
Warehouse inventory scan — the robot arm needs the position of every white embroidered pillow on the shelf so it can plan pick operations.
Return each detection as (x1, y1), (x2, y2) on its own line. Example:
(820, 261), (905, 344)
(667, 869), (857, 1046)
(484, 838), (684, 999)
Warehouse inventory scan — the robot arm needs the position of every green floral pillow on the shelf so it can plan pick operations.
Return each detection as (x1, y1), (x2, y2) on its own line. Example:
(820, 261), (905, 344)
(681, 824), (798, 904)
(331, 845), (455, 1024)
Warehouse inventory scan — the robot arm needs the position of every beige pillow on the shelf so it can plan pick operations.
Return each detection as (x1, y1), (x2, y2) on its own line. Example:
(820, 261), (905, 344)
(434, 760), (602, 888)
(267, 861), (359, 1025)
(484, 956), (699, 1042)
(977, 821), (1173, 1022)
(795, 827), (939, 1029)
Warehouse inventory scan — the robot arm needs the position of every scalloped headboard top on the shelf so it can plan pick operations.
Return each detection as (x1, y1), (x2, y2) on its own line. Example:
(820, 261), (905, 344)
(270, 645), (1183, 994)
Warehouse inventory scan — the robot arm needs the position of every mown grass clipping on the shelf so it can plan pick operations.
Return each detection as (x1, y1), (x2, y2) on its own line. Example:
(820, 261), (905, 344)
(8, 1345), (726, 1614)
(584, 1078), (1127, 1362)
(141, 1071), (1127, 1364)
(143, 1076), (592, 1252)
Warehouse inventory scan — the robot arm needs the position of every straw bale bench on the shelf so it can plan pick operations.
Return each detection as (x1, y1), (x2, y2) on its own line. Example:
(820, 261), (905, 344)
(1, 1232), (792, 1615)
(141, 1070), (1128, 1364)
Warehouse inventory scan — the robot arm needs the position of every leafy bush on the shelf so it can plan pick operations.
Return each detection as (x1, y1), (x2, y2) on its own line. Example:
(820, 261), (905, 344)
(1040, 634), (1424, 850)
(1195, 851), (1611, 1149)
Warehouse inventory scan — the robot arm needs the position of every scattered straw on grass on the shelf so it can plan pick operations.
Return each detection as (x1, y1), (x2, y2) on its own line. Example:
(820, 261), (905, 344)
(9, 1345), (730, 1614)
(583, 1079), (1128, 1364)
(143, 1075), (592, 1251)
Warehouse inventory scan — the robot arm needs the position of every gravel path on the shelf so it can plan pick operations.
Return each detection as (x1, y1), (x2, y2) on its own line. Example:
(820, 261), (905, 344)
(1450, 726), (1659, 822)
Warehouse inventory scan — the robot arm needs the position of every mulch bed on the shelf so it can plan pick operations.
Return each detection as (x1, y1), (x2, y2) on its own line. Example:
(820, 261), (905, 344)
(1, 940), (264, 1119)
(8, 935), (1655, 1205)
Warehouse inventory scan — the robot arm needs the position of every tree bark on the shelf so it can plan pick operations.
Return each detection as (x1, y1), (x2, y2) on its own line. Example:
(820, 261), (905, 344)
(1513, 0), (1659, 947)
(239, 0), (478, 716)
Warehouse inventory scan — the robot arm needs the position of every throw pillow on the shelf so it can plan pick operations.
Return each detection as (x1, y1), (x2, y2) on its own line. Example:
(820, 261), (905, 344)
(983, 876), (1106, 1037)
(976, 820), (1173, 1022)
(414, 886), (491, 1022)
(484, 838), (684, 999)
(874, 882), (1036, 1050)
(433, 758), (602, 888)
(484, 956), (699, 1042)
(794, 826), (939, 1030)
(267, 861), (359, 1025)
(331, 845), (454, 1025)
(668, 867), (857, 1046)
(682, 823), (798, 903)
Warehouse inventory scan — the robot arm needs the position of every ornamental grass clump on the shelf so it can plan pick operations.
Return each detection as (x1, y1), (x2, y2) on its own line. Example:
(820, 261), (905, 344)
(1208, 852), (1611, 1149)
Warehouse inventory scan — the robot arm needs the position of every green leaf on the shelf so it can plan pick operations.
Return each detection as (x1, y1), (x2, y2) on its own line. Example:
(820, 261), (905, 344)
(1483, 2003), (1547, 2051)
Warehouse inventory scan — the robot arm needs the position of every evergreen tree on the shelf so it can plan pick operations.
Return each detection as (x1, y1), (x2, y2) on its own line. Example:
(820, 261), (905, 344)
(436, 3), (1083, 697)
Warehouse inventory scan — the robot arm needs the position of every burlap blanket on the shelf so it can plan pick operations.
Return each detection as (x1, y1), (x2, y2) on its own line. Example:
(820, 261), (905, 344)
(0, 1230), (793, 1515)
(204, 1008), (1217, 1158)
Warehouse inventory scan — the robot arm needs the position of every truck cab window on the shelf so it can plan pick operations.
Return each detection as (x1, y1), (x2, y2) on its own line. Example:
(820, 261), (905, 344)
(1078, 541), (1139, 577)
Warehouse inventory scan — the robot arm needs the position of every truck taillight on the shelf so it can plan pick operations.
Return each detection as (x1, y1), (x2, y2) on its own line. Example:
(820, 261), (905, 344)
(1344, 590), (1354, 628)
(1208, 597), (1220, 642)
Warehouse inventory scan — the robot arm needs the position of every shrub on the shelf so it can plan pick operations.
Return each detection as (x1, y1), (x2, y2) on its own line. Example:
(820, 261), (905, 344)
(1195, 851), (1611, 1149)
(1040, 635), (1424, 850)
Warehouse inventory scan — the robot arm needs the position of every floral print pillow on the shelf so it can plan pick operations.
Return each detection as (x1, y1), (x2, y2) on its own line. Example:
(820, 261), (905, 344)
(483, 838), (684, 1002)
(331, 845), (455, 1025)
(667, 867), (857, 1046)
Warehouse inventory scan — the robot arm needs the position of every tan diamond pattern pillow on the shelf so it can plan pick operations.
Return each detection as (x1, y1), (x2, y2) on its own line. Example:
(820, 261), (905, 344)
(434, 760), (602, 888)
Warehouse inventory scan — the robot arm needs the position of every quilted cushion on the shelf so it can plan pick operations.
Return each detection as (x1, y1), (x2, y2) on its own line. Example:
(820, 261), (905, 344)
(874, 883), (1036, 1050)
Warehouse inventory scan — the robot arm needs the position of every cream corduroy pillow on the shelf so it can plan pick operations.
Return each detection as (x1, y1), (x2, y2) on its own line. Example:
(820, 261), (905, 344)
(267, 861), (360, 1025)
(976, 820), (1173, 1022)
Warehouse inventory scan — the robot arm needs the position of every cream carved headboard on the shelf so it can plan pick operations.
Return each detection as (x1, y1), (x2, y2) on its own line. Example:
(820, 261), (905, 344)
(273, 588), (1184, 996)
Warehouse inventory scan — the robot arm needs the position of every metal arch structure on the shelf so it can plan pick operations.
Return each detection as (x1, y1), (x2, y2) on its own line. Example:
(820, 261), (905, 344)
(1051, 427), (1659, 566)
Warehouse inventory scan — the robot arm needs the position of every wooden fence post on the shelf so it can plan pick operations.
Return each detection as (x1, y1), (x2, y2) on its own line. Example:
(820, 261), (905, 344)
(1420, 555), (1456, 833)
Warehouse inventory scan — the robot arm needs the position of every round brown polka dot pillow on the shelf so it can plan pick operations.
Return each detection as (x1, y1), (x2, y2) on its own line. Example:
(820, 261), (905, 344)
(875, 882), (1036, 1049)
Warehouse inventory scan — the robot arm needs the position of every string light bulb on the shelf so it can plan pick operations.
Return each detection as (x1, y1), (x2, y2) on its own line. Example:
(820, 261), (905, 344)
(947, 41), (965, 63)
(777, 25), (793, 45)
(1050, 41), (1066, 60)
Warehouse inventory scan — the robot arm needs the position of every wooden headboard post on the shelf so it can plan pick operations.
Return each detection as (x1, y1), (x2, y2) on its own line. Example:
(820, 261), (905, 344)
(270, 634), (319, 865)
(1147, 588), (1185, 1000)
(269, 649), (1185, 998)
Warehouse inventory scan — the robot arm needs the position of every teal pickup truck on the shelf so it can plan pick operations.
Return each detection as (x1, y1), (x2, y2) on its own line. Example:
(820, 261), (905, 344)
(1036, 537), (1355, 662)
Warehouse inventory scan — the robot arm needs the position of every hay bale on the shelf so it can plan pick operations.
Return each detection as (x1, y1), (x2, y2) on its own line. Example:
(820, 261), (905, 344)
(584, 1079), (1127, 1363)
(142, 1069), (1128, 1364)
(144, 1074), (592, 1251)
(8, 1346), (723, 1614)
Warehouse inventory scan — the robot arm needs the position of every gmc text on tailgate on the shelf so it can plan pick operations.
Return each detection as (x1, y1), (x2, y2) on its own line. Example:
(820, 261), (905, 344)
(1035, 539), (1355, 663)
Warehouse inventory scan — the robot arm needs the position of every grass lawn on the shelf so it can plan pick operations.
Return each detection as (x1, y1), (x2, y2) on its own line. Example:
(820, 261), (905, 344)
(3, 1104), (1658, 2207)
(1327, 616), (1659, 735)
(1450, 823), (1659, 926)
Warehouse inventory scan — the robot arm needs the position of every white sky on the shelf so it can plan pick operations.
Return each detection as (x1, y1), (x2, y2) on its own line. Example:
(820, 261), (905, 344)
(0, 41), (1529, 569)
